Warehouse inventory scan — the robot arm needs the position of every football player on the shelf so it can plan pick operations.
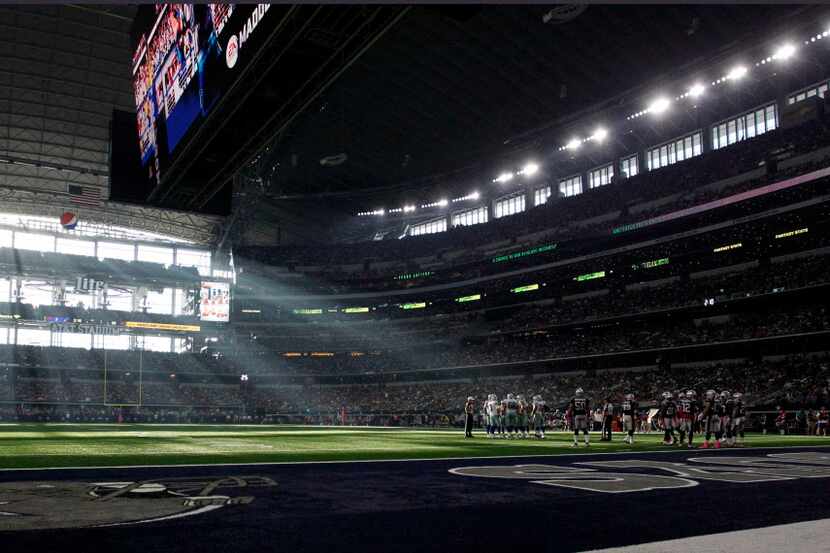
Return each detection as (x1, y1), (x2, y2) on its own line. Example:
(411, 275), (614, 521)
(818, 406), (828, 437)
(531, 395), (546, 439)
(698, 389), (720, 449)
(721, 390), (734, 447)
(516, 395), (528, 439)
(621, 393), (638, 444)
(569, 388), (591, 447)
(716, 390), (730, 447)
(658, 391), (678, 445)
(485, 394), (499, 438)
(503, 393), (518, 439)
(731, 392), (746, 446)
(677, 390), (698, 448)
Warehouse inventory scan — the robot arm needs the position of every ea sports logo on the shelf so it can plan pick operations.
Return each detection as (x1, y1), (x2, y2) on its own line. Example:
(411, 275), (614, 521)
(226, 35), (239, 69)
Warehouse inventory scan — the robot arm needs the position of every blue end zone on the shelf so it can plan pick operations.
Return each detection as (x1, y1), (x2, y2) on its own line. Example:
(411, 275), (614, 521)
(1, 447), (829, 553)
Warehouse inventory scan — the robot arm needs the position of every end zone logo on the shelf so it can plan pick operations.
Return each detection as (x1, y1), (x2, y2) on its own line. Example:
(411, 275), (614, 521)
(226, 35), (239, 69)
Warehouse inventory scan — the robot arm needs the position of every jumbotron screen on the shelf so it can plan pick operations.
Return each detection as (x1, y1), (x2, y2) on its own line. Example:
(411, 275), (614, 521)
(131, 4), (274, 185)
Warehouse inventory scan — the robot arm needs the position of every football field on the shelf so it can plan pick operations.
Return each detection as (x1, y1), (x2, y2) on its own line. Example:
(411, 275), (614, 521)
(0, 423), (827, 469)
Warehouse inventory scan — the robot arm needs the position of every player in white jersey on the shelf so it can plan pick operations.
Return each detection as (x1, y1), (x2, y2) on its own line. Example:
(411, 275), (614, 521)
(502, 394), (519, 438)
(531, 395), (546, 439)
(484, 394), (500, 438)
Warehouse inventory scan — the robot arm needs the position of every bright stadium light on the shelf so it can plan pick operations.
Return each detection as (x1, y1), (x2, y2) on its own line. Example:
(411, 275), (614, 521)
(773, 43), (796, 61)
(592, 127), (608, 142)
(649, 97), (671, 115)
(403, 205), (415, 213)
(437, 198), (448, 207)
(494, 172), (514, 183)
(566, 138), (581, 150)
(470, 190), (480, 200)
(688, 83), (706, 98)
(726, 65), (748, 80)
(521, 162), (539, 176)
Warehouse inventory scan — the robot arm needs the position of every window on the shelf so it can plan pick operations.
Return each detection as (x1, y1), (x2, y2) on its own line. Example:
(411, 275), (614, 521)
(451, 206), (488, 228)
(533, 186), (552, 206)
(105, 288), (134, 312)
(0, 229), (12, 248)
(494, 195), (526, 218)
(16, 328), (50, 346)
(588, 164), (614, 189)
(409, 218), (447, 236)
(712, 103), (777, 150)
(176, 248), (212, 276)
(620, 155), (638, 178)
(140, 335), (172, 353)
(558, 175), (583, 197)
(101, 334), (130, 351)
(13, 232), (55, 253)
(55, 237), (96, 257)
(143, 287), (174, 315)
(646, 131), (702, 170)
(788, 81), (830, 105)
(98, 241), (135, 262)
(137, 244), (174, 266)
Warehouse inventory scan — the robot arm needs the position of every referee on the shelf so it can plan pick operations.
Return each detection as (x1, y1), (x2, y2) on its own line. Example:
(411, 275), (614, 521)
(464, 396), (475, 438)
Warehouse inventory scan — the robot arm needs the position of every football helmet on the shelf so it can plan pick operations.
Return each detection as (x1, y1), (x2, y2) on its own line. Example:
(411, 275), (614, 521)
(625, 393), (635, 401)
(507, 393), (514, 400)
(705, 389), (716, 399)
(733, 392), (743, 400)
(686, 390), (697, 398)
(467, 396), (474, 402)
(575, 388), (584, 397)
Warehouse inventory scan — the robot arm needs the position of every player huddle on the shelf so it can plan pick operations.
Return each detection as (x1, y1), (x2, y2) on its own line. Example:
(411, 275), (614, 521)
(653, 389), (746, 448)
(483, 393), (546, 439)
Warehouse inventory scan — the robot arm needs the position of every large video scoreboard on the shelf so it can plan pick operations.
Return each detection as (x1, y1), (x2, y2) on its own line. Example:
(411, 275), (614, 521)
(131, 4), (275, 186)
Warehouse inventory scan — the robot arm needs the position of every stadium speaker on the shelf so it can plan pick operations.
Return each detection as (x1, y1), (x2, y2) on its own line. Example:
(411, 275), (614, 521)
(781, 96), (823, 129)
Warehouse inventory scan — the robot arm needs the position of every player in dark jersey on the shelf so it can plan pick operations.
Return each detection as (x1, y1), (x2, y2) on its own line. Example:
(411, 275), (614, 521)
(722, 391), (735, 447)
(698, 389), (719, 449)
(569, 388), (591, 447)
(677, 390), (698, 448)
(731, 392), (746, 446)
(621, 393), (638, 444)
(657, 392), (678, 445)
(817, 406), (828, 436)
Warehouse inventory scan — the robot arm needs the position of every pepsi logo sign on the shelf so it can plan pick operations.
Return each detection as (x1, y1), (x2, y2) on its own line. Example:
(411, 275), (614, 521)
(226, 35), (239, 69)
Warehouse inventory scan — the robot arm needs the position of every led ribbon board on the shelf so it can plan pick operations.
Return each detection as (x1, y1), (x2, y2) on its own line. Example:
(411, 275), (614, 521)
(775, 228), (808, 239)
(124, 321), (201, 332)
(292, 308), (322, 315)
(635, 257), (670, 269)
(394, 271), (434, 281)
(399, 302), (426, 310)
(492, 244), (557, 263)
(713, 242), (742, 253)
(574, 271), (606, 282)
(455, 294), (481, 303)
(342, 307), (370, 313)
(510, 284), (539, 293)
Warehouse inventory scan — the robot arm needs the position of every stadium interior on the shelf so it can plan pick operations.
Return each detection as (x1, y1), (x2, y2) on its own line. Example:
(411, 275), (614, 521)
(2, 4), (830, 552)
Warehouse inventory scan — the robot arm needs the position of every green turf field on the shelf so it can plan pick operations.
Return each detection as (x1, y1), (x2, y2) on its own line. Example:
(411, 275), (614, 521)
(0, 424), (827, 469)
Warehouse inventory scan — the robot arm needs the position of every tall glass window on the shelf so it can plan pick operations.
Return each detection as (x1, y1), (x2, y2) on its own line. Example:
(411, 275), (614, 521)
(558, 175), (583, 197)
(620, 155), (638, 178)
(175, 248), (212, 276)
(451, 206), (488, 228)
(98, 241), (135, 262)
(533, 186), (552, 206)
(409, 218), (447, 236)
(646, 131), (702, 170)
(788, 81), (830, 105)
(494, 195), (526, 218)
(588, 164), (614, 189)
(711, 103), (777, 150)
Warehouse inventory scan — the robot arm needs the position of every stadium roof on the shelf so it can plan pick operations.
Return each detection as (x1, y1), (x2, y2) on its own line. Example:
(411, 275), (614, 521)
(260, 5), (824, 207)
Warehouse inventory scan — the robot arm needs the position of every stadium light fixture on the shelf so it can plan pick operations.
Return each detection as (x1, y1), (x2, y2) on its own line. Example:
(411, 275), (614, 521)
(592, 128), (608, 142)
(470, 190), (480, 200)
(403, 205), (415, 213)
(726, 65), (748, 81)
(494, 172), (514, 183)
(521, 163), (539, 176)
(649, 97), (671, 115)
(566, 138), (581, 150)
(688, 83), (706, 98)
(773, 43), (796, 61)
(437, 199), (448, 207)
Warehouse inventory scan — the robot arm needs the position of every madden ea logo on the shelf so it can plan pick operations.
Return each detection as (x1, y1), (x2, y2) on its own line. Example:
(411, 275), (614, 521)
(226, 35), (239, 69)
